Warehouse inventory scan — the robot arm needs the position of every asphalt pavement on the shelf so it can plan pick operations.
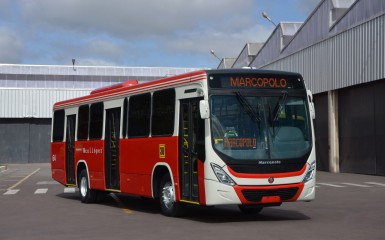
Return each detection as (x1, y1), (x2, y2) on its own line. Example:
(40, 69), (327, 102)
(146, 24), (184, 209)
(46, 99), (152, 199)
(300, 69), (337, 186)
(1, 163), (385, 240)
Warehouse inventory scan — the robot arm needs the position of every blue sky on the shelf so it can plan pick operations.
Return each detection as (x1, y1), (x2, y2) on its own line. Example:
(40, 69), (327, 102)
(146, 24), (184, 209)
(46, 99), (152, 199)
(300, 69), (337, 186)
(0, 0), (320, 69)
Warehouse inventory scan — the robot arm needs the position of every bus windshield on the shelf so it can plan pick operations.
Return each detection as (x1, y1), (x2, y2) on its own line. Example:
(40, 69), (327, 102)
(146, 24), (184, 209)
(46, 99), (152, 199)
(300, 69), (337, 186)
(210, 93), (312, 161)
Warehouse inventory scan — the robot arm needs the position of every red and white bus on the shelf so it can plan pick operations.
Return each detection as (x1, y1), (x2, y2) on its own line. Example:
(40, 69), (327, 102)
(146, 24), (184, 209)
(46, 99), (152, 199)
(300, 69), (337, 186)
(51, 69), (316, 216)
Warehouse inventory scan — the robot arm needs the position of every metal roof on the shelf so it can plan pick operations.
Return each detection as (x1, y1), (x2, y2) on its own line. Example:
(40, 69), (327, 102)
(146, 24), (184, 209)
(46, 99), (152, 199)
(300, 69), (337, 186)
(249, 0), (385, 94)
(232, 43), (263, 69)
(0, 64), (202, 118)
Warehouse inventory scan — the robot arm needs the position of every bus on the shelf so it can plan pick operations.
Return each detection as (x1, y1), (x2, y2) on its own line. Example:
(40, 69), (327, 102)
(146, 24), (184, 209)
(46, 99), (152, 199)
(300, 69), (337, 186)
(51, 69), (316, 216)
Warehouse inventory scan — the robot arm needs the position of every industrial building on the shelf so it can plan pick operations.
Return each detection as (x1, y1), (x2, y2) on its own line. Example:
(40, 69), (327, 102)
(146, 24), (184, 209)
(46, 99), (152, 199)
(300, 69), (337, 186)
(1, 0), (384, 177)
(0, 65), (200, 164)
(221, 0), (384, 176)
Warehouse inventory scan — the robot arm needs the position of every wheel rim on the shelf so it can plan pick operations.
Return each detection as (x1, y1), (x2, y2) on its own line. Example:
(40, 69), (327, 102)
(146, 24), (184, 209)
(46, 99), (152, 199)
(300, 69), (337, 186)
(80, 176), (88, 197)
(162, 181), (174, 209)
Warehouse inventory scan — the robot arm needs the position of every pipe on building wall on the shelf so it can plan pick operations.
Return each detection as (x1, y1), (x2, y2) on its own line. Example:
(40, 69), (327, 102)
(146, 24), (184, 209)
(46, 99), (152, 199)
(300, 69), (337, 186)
(328, 90), (339, 173)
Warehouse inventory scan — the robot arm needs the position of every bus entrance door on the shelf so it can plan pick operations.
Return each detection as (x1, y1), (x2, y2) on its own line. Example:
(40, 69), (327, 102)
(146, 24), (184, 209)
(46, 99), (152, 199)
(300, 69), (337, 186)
(105, 108), (121, 190)
(65, 115), (76, 185)
(179, 98), (204, 204)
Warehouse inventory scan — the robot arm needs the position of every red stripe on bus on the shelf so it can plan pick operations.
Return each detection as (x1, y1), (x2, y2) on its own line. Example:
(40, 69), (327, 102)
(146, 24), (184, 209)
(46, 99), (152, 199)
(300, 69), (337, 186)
(198, 160), (206, 205)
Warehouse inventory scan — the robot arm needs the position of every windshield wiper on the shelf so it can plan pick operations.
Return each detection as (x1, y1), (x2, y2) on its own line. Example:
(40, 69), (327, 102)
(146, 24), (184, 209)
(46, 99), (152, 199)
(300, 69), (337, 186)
(273, 91), (288, 122)
(235, 92), (261, 123)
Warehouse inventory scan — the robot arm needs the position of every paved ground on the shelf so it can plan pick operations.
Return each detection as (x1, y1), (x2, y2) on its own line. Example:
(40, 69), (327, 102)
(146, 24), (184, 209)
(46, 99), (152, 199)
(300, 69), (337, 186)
(1, 164), (385, 240)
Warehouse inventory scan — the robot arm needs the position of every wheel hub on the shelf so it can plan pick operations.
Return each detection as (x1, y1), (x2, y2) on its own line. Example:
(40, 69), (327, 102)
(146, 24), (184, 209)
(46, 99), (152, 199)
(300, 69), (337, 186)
(162, 182), (174, 209)
(80, 177), (87, 197)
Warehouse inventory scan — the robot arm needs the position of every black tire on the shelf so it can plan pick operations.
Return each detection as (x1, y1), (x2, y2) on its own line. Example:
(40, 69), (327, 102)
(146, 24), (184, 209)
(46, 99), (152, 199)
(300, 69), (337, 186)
(159, 175), (185, 217)
(238, 205), (263, 214)
(79, 169), (97, 203)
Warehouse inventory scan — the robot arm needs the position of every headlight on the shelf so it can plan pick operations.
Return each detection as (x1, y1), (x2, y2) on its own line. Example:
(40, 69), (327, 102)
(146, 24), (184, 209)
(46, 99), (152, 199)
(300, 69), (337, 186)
(210, 163), (236, 186)
(302, 161), (316, 183)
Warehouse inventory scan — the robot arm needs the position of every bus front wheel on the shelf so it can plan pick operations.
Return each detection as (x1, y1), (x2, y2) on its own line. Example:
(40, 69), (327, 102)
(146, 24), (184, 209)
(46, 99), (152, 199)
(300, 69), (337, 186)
(159, 175), (185, 217)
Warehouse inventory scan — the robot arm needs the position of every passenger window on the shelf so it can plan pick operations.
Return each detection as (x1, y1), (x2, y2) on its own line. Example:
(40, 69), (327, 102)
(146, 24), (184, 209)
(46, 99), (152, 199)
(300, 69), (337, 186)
(77, 105), (89, 140)
(89, 102), (104, 140)
(128, 93), (151, 137)
(152, 89), (175, 136)
(122, 98), (128, 138)
(52, 110), (65, 142)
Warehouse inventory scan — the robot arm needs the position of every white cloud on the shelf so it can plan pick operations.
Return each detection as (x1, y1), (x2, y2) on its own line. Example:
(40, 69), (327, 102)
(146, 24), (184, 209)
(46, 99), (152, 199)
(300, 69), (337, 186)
(0, 27), (24, 63)
(86, 40), (125, 59)
(1, 0), (315, 67)
(165, 24), (271, 58)
(43, 37), (129, 66)
(16, 0), (266, 65)
(19, 0), (255, 39)
(75, 58), (117, 66)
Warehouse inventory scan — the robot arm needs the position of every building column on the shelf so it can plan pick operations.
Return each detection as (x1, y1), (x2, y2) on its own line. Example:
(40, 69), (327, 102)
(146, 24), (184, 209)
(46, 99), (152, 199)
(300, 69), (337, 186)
(328, 90), (339, 173)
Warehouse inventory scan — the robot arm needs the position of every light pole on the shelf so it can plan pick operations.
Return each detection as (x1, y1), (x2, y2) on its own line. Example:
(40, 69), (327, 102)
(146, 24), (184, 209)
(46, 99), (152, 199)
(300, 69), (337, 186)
(262, 11), (277, 27)
(72, 58), (76, 71)
(210, 50), (221, 61)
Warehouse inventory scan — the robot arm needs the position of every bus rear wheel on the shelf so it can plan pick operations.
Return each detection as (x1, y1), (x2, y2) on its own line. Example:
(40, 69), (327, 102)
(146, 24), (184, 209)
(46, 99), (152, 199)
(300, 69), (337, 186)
(79, 169), (97, 203)
(159, 175), (185, 217)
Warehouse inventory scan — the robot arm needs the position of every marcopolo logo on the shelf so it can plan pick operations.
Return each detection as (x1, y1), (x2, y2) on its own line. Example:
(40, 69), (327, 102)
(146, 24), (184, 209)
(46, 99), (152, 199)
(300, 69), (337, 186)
(258, 160), (282, 165)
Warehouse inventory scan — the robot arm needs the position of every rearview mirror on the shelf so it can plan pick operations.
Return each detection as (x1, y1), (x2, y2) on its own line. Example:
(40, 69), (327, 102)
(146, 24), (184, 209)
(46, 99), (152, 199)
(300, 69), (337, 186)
(307, 90), (315, 119)
(199, 100), (210, 119)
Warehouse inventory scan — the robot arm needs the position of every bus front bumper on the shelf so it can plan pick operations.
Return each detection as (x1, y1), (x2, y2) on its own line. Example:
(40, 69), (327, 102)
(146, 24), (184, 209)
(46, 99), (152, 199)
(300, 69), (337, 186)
(204, 178), (315, 206)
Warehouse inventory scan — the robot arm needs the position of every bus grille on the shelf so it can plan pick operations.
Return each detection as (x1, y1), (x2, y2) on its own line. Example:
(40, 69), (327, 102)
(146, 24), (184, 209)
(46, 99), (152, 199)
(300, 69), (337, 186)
(241, 187), (299, 202)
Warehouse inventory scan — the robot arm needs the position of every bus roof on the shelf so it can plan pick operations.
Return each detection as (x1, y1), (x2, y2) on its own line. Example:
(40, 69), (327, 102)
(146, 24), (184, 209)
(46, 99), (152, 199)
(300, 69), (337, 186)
(53, 70), (207, 110)
(53, 69), (304, 110)
(205, 69), (303, 78)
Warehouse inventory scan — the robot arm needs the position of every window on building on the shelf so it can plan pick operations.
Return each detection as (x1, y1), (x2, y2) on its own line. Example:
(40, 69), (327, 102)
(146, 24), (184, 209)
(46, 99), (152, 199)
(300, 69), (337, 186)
(128, 93), (151, 137)
(329, 0), (356, 28)
(89, 102), (104, 140)
(52, 110), (65, 142)
(152, 89), (175, 136)
(77, 105), (89, 140)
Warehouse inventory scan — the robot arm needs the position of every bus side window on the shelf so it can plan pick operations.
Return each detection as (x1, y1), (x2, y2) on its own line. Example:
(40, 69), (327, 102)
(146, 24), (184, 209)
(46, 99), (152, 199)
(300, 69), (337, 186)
(152, 89), (175, 136)
(77, 105), (89, 140)
(52, 109), (65, 142)
(89, 102), (104, 140)
(128, 93), (151, 138)
(122, 98), (128, 138)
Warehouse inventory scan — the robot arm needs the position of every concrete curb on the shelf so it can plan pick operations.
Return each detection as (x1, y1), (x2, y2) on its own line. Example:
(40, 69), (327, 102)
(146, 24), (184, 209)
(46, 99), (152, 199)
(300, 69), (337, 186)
(0, 165), (7, 172)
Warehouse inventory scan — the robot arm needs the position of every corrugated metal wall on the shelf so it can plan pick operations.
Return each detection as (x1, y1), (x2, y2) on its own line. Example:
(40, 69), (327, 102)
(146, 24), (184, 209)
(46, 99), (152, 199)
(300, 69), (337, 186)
(245, 0), (385, 175)
(0, 65), (200, 78)
(257, 13), (385, 94)
(330, 0), (385, 35)
(0, 118), (51, 164)
(251, 27), (282, 69)
(280, 0), (332, 58)
(0, 65), (202, 119)
(0, 89), (90, 118)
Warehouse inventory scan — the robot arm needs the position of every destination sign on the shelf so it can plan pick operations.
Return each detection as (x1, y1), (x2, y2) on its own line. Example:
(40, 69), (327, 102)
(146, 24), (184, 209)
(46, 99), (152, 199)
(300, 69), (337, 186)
(209, 74), (304, 90)
(230, 77), (287, 88)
